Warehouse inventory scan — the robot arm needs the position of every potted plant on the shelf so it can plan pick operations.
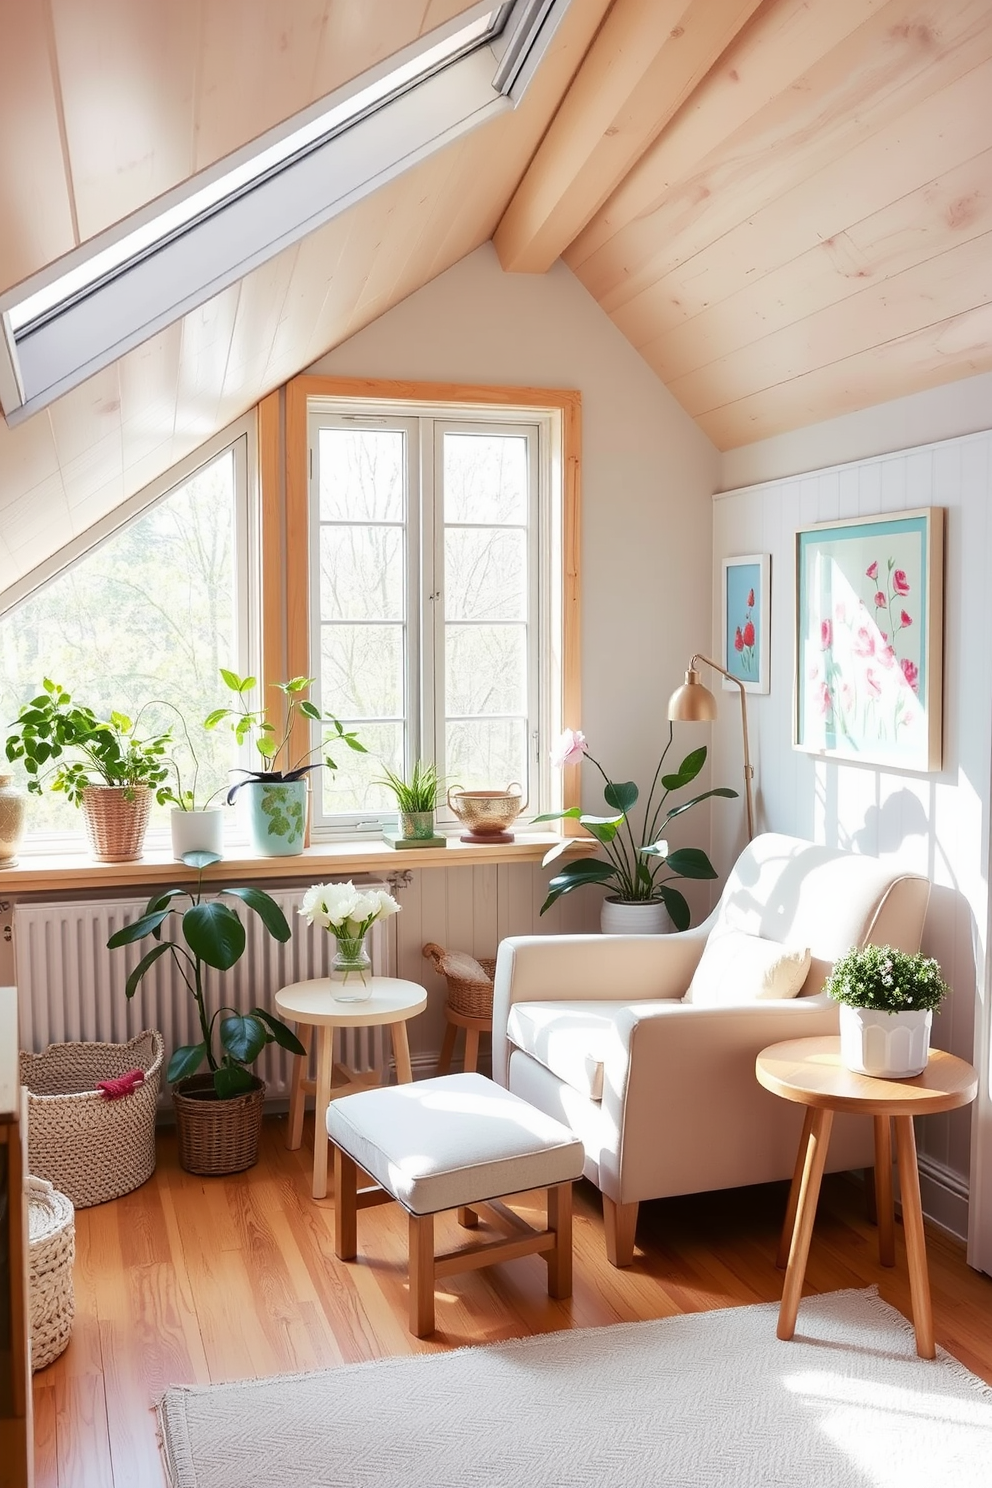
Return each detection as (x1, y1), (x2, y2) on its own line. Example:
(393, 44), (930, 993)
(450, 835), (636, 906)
(534, 726), (738, 933)
(107, 849), (306, 1174)
(825, 944), (949, 1078)
(205, 670), (366, 856)
(141, 700), (229, 859)
(5, 678), (171, 861)
(375, 759), (443, 843)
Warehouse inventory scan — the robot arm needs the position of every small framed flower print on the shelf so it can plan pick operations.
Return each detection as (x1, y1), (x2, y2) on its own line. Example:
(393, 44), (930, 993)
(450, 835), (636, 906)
(795, 508), (943, 771)
(722, 553), (770, 694)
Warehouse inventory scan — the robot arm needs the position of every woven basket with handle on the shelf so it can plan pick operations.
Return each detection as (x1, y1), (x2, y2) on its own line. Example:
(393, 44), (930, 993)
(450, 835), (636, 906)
(422, 942), (496, 1021)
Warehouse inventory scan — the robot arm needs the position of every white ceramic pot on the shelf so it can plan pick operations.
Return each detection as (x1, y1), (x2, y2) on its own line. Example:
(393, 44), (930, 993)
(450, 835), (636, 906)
(170, 808), (224, 860)
(838, 1003), (933, 1078)
(601, 898), (674, 936)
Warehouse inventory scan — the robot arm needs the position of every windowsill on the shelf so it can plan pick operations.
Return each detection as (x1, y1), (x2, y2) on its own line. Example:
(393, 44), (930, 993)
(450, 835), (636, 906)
(0, 833), (581, 894)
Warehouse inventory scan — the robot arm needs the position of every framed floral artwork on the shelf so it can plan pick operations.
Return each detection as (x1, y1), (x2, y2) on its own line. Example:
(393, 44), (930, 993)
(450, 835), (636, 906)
(722, 553), (770, 694)
(795, 508), (943, 771)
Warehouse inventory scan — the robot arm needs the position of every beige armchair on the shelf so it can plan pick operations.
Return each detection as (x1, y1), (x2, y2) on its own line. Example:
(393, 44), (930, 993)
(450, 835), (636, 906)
(492, 833), (930, 1266)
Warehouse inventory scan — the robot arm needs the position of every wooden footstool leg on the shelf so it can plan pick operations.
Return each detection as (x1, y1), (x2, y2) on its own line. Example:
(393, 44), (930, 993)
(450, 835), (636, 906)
(334, 1148), (359, 1261)
(778, 1106), (815, 1268)
(286, 1023), (312, 1151)
(778, 1106), (833, 1341)
(546, 1182), (573, 1300)
(894, 1114), (935, 1359)
(409, 1213), (436, 1338)
(463, 1024), (480, 1074)
(457, 1205), (479, 1228)
(437, 1018), (458, 1075)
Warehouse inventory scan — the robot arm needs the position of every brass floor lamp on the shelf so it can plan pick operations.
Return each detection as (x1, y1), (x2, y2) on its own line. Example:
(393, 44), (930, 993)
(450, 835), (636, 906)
(668, 654), (755, 840)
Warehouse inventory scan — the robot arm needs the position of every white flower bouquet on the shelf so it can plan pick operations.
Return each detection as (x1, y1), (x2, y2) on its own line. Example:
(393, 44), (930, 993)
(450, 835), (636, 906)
(299, 880), (401, 994)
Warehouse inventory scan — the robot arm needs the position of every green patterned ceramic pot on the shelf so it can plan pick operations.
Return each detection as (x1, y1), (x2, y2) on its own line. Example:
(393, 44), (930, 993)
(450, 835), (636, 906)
(243, 777), (308, 856)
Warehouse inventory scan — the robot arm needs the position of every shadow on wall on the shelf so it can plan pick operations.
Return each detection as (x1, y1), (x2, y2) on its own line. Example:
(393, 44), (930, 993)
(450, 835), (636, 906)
(849, 788), (931, 856)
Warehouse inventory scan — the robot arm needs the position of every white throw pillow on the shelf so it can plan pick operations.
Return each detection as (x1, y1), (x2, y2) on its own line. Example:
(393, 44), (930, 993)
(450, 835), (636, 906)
(683, 931), (811, 1006)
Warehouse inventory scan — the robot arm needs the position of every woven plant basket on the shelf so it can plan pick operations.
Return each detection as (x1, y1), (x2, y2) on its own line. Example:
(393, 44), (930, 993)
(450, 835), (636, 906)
(81, 783), (152, 861)
(27, 1176), (75, 1371)
(422, 942), (496, 1021)
(20, 1030), (163, 1208)
(172, 1073), (265, 1176)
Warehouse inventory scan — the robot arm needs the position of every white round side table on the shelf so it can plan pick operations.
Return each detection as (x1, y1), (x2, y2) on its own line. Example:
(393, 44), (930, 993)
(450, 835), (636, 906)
(275, 976), (428, 1199)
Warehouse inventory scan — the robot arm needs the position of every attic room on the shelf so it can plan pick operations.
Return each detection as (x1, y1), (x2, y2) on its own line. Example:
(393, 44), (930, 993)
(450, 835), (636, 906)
(1, 1), (992, 1485)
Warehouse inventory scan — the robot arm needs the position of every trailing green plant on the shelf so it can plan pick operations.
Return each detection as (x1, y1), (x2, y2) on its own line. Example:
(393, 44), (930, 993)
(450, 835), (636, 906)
(533, 725), (738, 930)
(824, 944), (949, 1015)
(205, 670), (367, 799)
(5, 678), (171, 805)
(374, 759), (441, 812)
(107, 850), (306, 1097)
(143, 699), (226, 813)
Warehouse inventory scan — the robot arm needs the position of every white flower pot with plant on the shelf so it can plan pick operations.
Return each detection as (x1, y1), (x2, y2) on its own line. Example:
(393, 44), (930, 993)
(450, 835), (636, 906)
(143, 700), (228, 859)
(206, 669), (367, 856)
(533, 726), (738, 933)
(825, 944), (950, 1078)
(298, 880), (402, 1002)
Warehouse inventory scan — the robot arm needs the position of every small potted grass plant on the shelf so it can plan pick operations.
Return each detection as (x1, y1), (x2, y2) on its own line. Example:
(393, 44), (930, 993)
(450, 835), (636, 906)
(825, 943), (949, 1078)
(375, 759), (443, 845)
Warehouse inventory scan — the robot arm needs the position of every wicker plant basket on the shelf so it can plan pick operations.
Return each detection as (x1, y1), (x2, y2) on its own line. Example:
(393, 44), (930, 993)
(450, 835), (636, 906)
(422, 942), (496, 1021)
(26, 1176), (75, 1371)
(172, 1073), (265, 1176)
(20, 1030), (163, 1208)
(81, 783), (152, 861)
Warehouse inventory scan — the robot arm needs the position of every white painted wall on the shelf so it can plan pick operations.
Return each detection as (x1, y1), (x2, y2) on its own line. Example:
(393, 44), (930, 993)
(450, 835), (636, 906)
(309, 244), (729, 918)
(713, 379), (992, 1263)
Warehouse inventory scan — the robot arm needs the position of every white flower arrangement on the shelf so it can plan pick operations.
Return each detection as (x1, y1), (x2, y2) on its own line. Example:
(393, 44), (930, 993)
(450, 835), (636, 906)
(299, 880), (401, 940)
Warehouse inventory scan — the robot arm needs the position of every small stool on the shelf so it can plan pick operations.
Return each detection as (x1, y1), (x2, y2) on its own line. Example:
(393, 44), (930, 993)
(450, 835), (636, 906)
(326, 1072), (585, 1337)
(422, 943), (494, 1074)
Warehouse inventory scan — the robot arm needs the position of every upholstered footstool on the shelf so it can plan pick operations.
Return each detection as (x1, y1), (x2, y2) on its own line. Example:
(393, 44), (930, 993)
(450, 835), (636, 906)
(326, 1072), (585, 1337)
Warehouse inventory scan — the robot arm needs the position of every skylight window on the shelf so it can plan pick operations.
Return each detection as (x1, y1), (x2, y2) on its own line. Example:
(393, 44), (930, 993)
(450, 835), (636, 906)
(0, 0), (571, 424)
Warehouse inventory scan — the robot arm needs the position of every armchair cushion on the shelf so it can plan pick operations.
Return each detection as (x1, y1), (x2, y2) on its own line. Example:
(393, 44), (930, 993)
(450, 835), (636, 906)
(683, 931), (811, 1006)
(506, 1001), (618, 1101)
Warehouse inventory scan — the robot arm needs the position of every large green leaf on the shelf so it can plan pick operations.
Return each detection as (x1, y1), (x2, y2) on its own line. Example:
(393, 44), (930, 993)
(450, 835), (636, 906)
(253, 1007), (306, 1055)
(144, 887), (188, 916)
(125, 941), (173, 999)
(662, 787), (738, 823)
(658, 885), (691, 932)
(540, 858), (617, 915)
(220, 1013), (268, 1064)
(580, 813), (624, 844)
(181, 849), (221, 871)
(603, 780), (638, 812)
(183, 900), (246, 970)
(662, 746), (708, 792)
(214, 1064), (257, 1099)
(665, 847), (718, 880)
(532, 807), (583, 823)
(221, 886), (291, 942)
(168, 1042), (208, 1082)
(107, 907), (172, 948)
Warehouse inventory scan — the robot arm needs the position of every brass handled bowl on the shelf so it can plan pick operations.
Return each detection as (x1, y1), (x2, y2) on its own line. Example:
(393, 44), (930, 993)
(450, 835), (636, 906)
(447, 783), (525, 842)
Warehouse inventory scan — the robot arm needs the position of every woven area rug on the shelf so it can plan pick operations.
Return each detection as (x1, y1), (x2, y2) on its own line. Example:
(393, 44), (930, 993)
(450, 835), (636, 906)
(158, 1288), (992, 1488)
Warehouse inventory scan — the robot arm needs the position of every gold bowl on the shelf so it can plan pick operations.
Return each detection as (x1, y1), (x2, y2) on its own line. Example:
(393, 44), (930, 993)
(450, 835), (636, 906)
(447, 783), (524, 842)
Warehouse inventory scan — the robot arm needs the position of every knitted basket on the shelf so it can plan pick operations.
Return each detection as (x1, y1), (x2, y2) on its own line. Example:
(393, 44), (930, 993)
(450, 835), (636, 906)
(27, 1176), (75, 1371)
(19, 1030), (164, 1207)
(172, 1073), (265, 1176)
(422, 943), (496, 1021)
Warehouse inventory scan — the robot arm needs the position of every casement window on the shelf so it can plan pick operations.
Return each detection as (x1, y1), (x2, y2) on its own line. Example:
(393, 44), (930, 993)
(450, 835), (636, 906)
(305, 398), (567, 837)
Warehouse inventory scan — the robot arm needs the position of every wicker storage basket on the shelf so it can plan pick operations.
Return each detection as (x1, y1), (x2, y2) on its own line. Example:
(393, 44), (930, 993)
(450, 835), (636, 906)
(20, 1030), (163, 1207)
(422, 943), (496, 1021)
(27, 1176), (75, 1371)
(172, 1073), (265, 1176)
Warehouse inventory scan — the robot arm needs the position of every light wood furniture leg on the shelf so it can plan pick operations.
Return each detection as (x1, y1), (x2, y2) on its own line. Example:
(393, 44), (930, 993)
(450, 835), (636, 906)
(894, 1114), (935, 1359)
(778, 1106), (833, 1341)
(409, 1213), (436, 1338)
(873, 1114), (895, 1267)
(777, 1106), (816, 1268)
(286, 1023), (312, 1151)
(603, 1196), (639, 1268)
(334, 1147), (358, 1261)
(546, 1182), (573, 1299)
(391, 1020), (414, 1084)
(463, 1024), (480, 1073)
(312, 1025), (335, 1200)
(437, 1019), (458, 1075)
(457, 1205), (479, 1228)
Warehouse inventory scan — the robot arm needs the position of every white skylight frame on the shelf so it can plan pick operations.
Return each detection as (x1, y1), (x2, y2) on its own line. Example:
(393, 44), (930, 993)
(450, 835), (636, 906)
(0, 0), (571, 426)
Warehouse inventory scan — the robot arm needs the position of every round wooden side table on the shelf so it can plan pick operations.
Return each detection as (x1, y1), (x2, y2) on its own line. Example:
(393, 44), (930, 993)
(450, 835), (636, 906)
(756, 1036), (977, 1359)
(276, 976), (427, 1200)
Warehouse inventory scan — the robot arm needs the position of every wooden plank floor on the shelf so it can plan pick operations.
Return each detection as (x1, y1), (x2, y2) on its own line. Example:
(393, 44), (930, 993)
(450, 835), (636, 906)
(34, 1114), (992, 1487)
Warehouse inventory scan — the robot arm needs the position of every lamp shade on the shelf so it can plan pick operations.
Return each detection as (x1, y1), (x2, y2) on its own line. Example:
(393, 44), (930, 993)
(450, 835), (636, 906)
(667, 668), (718, 722)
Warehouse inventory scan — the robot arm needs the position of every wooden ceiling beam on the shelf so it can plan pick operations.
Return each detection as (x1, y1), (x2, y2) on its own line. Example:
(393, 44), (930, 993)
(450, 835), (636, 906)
(493, 0), (763, 274)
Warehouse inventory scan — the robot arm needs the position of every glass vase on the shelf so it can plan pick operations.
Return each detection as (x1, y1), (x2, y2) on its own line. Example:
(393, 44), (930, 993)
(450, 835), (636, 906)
(331, 933), (373, 1001)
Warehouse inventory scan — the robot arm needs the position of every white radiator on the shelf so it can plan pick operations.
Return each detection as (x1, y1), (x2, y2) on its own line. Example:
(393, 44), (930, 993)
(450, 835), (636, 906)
(13, 884), (395, 1104)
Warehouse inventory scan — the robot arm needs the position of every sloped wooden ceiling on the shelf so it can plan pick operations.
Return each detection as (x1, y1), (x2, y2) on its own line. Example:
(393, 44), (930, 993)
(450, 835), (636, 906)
(2, 0), (991, 596)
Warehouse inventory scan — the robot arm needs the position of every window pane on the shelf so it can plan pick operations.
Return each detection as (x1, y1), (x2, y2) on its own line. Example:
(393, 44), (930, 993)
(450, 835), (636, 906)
(443, 433), (527, 524)
(321, 720), (404, 816)
(320, 525), (404, 622)
(446, 718), (527, 793)
(320, 624), (404, 719)
(446, 625), (527, 715)
(319, 428), (405, 522)
(445, 529), (526, 621)
(0, 449), (239, 833)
